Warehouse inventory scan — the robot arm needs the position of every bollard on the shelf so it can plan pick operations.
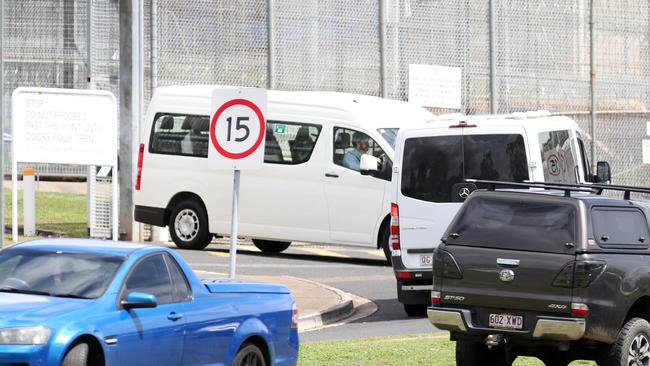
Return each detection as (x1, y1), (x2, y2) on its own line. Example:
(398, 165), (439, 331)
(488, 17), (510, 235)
(23, 167), (36, 236)
(151, 226), (169, 243)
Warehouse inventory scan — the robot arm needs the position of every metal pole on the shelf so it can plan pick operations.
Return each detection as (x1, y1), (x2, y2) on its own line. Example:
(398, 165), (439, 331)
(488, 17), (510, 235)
(151, 0), (158, 91)
(267, 0), (274, 89)
(0, 0), (4, 247)
(589, 0), (597, 171)
(379, 0), (387, 98)
(229, 170), (240, 279)
(489, 0), (497, 114)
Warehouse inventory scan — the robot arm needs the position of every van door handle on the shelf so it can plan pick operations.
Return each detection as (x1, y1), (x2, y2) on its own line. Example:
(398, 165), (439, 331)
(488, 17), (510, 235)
(325, 172), (339, 178)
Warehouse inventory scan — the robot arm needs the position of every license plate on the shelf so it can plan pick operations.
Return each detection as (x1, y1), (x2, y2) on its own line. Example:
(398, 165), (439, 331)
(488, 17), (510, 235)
(488, 314), (523, 330)
(420, 254), (432, 266)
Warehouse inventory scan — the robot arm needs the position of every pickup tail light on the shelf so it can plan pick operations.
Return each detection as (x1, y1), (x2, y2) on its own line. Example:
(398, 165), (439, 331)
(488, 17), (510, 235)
(552, 260), (607, 288)
(571, 303), (589, 316)
(135, 143), (145, 191)
(390, 203), (400, 251)
(431, 291), (441, 305)
(434, 250), (463, 279)
(291, 302), (298, 329)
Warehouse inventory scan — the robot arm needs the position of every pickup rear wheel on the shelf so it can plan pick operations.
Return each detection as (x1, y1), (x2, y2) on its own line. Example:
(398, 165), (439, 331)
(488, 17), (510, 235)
(455, 340), (509, 366)
(232, 343), (266, 366)
(252, 239), (291, 253)
(168, 200), (212, 250)
(601, 317), (650, 366)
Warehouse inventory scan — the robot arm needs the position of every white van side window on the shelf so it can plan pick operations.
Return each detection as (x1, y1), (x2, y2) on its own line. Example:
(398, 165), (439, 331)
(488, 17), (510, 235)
(149, 113), (210, 157)
(265, 121), (321, 164)
(538, 130), (578, 183)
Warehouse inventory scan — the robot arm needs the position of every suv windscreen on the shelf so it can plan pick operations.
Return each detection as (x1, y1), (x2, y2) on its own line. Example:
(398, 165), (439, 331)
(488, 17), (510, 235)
(446, 195), (576, 254)
(401, 134), (529, 202)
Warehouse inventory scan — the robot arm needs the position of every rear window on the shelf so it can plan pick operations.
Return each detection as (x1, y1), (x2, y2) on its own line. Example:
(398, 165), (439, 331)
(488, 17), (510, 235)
(401, 134), (529, 202)
(446, 195), (576, 253)
(592, 207), (650, 249)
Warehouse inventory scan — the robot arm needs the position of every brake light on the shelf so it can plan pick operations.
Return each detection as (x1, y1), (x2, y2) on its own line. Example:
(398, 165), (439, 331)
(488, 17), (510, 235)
(434, 250), (463, 279)
(449, 121), (477, 128)
(291, 302), (298, 329)
(390, 203), (400, 251)
(571, 303), (589, 316)
(135, 143), (144, 191)
(552, 260), (607, 288)
(396, 271), (412, 279)
(431, 291), (441, 305)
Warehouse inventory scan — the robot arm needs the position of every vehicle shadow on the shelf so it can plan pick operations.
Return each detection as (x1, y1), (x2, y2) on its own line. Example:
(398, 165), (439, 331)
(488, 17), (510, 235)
(350, 298), (428, 324)
(204, 246), (390, 268)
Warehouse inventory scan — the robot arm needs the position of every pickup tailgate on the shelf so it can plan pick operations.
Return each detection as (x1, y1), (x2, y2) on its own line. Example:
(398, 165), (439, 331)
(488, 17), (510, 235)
(436, 192), (579, 318)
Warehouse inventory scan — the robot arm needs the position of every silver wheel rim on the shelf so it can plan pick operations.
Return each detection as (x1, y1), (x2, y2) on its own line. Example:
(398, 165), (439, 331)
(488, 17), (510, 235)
(628, 334), (650, 366)
(174, 209), (199, 242)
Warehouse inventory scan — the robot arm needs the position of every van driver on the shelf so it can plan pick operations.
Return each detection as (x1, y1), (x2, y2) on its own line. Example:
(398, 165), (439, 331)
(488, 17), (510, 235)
(343, 132), (369, 171)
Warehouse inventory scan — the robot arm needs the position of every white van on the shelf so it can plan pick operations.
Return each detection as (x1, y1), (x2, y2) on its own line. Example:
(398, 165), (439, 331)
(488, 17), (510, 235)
(134, 85), (436, 258)
(375, 111), (611, 315)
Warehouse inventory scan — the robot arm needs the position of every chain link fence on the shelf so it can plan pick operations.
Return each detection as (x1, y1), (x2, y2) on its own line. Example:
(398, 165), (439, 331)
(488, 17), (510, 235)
(3, 0), (650, 236)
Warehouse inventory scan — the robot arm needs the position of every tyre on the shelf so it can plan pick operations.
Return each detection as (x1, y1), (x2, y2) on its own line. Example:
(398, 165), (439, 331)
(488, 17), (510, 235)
(61, 343), (89, 366)
(168, 200), (212, 250)
(379, 223), (392, 265)
(601, 317), (650, 366)
(252, 239), (291, 253)
(403, 303), (427, 317)
(455, 340), (509, 366)
(232, 343), (266, 366)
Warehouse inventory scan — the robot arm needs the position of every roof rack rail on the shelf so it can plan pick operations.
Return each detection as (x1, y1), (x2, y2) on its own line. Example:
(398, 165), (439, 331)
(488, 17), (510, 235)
(523, 181), (650, 200)
(465, 179), (597, 197)
(466, 179), (650, 200)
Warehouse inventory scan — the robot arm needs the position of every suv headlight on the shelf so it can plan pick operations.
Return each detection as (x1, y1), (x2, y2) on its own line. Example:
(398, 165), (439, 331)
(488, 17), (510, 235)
(0, 326), (51, 345)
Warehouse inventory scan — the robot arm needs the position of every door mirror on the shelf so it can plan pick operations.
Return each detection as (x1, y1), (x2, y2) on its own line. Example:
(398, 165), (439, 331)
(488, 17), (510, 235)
(359, 154), (379, 176)
(595, 161), (611, 184)
(121, 292), (158, 309)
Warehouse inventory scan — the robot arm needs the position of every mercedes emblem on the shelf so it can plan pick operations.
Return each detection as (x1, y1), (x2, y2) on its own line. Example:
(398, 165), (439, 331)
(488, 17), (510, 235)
(459, 187), (471, 199)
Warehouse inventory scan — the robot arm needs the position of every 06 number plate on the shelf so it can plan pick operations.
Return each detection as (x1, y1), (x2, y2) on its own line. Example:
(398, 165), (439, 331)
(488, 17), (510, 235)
(488, 314), (523, 330)
(420, 254), (432, 266)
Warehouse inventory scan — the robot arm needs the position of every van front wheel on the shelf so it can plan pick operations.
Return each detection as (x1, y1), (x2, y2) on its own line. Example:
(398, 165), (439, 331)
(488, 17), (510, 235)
(252, 239), (291, 253)
(169, 200), (212, 250)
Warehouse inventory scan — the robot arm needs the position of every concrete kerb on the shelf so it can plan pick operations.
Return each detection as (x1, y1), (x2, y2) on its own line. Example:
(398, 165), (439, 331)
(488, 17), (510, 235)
(290, 276), (356, 332)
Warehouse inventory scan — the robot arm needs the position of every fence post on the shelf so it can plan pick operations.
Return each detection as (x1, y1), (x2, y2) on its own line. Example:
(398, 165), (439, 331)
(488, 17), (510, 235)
(489, 0), (497, 114)
(589, 0), (597, 171)
(379, 0), (387, 98)
(267, 0), (275, 89)
(0, 0), (4, 247)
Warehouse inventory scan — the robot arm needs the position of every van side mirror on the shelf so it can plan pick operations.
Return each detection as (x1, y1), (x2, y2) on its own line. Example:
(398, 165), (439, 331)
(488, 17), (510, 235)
(595, 161), (611, 184)
(359, 154), (379, 176)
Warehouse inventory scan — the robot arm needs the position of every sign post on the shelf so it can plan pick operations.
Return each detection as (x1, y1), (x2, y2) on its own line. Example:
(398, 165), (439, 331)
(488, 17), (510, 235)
(209, 88), (266, 278)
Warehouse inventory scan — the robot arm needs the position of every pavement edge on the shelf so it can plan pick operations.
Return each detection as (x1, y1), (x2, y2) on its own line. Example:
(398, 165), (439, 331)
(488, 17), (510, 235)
(291, 276), (356, 332)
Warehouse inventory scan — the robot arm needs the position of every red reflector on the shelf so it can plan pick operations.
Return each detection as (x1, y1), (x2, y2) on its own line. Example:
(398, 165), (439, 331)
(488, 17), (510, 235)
(396, 271), (412, 279)
(571, 303), (589, 316)
(135, 143), (144, 191)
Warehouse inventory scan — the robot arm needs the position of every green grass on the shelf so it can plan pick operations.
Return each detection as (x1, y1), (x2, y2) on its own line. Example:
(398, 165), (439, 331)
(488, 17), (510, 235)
(3, 188), (88, 240)
(298, 333), (597, 366)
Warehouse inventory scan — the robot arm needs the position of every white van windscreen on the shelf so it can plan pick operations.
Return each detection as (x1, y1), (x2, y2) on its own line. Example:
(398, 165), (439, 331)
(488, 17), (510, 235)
(401, 134), (529, 203)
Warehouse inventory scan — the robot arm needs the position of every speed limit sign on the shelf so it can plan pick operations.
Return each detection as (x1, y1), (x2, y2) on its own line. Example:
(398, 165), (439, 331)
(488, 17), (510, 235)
(208, 88), (267, 170)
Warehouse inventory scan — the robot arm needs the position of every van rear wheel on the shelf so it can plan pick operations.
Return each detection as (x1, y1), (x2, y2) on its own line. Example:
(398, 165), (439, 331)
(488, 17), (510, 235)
(379, 222), (391, 265)
(252, 239), (291, 253)
(168, 200), (212, 250)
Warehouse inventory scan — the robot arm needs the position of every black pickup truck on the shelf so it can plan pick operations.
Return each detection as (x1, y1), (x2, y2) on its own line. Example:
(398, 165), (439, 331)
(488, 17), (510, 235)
(429, 180), (650, 366)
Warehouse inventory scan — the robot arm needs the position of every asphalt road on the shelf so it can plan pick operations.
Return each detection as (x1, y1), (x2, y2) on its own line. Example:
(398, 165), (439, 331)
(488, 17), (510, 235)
(166, 240), (436, 342)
